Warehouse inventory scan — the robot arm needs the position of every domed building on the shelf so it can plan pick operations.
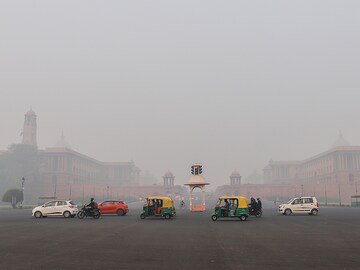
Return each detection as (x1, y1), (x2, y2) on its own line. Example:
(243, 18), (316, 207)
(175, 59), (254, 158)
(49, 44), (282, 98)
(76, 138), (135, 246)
(332, 131), (350, 148)
(252, 131), (360, 204)
(55, 133), (72, 149)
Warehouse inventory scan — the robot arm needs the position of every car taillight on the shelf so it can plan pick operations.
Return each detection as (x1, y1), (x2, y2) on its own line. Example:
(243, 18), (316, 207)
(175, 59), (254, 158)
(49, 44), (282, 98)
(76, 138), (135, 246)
(316, 202), (318, 207)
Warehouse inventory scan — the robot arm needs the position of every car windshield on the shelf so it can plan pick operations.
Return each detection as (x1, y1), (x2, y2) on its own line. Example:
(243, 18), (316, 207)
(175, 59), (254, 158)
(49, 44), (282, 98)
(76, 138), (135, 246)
(286, 198), (295, 204)
(69, 201), (76, 205)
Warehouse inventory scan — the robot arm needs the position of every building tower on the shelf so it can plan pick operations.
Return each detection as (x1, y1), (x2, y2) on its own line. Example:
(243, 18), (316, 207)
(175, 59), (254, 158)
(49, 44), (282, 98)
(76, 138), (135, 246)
(22, 108), (37, 146)
(230, 171), (242, 186)
(163, 171), (175, 187)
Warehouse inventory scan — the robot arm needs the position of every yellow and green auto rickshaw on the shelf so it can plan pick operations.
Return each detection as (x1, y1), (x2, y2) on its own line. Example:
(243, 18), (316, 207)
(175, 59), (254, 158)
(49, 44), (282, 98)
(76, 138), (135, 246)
(140, 196), (176, 219)
(211, 196), (249, 221)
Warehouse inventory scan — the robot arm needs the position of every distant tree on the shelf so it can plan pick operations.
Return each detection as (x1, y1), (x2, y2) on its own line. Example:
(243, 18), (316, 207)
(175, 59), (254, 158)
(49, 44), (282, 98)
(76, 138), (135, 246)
(2, 189), (23, 208)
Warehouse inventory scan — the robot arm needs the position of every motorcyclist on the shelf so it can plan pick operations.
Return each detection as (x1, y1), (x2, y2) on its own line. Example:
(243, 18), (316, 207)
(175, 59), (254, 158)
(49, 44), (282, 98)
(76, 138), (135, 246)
(249, 197), (258, 213)
(87, 198), (98, 214)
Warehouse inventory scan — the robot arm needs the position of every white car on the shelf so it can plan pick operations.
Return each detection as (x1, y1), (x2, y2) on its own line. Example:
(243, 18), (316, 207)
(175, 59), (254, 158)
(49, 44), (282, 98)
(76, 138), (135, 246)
(32, 200), (78, 218)
(278, 197), (319, 216)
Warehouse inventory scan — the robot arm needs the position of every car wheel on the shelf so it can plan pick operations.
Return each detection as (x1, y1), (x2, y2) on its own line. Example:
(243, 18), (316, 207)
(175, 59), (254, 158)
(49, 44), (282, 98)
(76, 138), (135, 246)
(239, 215), (247, 221)
(284, 209), (292, 215)
(211, 215), (218, 221)
(164, 213), (171, 219)
(117, 209), (124, 216)
(311, 209), (318, 216)
(63, 211), (71, 218)
(34, 211), (42, 218)
(140, 213), (145, 219)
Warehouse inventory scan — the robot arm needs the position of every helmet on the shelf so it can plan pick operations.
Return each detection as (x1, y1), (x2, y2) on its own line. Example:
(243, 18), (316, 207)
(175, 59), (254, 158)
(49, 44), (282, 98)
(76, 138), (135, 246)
(90, 198), (94, 202)
(257, 198), (260, 200)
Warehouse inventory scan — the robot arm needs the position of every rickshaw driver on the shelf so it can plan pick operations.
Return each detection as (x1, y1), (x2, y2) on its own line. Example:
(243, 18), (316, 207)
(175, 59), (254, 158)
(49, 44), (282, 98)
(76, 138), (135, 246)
(156, 199), (163, 214)
(229, 199), (237, 216)
(221, 199), (230, 217)
(149, 199), (155, 215)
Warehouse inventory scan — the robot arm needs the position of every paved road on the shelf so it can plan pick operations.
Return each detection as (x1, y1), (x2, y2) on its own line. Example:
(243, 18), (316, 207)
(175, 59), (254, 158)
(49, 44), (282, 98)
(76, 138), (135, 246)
(1, 203), (360, 270)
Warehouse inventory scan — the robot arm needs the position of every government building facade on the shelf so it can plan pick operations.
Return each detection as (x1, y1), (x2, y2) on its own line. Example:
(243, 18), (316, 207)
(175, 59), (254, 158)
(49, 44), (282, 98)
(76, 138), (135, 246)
(217, 133), (360, 204)
(1, 109), (185, 203)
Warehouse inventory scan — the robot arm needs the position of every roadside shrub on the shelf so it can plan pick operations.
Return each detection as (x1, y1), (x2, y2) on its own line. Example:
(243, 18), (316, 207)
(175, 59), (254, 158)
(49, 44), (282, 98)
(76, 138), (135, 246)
(2, 189), (23, 208)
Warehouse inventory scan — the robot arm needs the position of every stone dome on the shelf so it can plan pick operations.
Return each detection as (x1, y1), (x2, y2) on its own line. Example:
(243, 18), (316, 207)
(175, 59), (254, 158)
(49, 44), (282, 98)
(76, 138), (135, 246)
(230, 171), (241, 177)
(163, 171), (174, 178)
(55, 133), (71, 149)
(263, 165), (272, 170)
(185, 175), (209, 185)
(332, 131), (350, 148)
(26, 107), (36, 116)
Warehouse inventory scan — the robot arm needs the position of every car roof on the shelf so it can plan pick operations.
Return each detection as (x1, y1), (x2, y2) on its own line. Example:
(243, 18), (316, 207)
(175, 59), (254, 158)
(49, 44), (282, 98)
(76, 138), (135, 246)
(42, 200), (69, 204)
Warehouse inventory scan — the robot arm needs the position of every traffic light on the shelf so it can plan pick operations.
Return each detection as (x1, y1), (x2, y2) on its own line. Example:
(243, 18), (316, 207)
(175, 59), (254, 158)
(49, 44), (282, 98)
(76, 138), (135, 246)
(191, 164), (203, 175)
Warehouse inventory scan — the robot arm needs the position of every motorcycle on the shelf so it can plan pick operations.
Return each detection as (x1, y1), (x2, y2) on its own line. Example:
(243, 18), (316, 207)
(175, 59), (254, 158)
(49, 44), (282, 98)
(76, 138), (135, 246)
(248, 207), (262, 218)
(77, 205), (101, 219)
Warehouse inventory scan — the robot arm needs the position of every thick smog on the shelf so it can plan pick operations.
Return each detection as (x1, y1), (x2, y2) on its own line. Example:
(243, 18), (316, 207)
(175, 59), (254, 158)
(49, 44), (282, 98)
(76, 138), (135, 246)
(1, 1), (360, 270)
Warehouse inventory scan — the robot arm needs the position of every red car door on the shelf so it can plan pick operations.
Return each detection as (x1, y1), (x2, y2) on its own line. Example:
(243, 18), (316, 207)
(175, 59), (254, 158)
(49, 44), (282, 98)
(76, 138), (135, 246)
(99, 201), (111, 214)
(107, 201), (117, 214)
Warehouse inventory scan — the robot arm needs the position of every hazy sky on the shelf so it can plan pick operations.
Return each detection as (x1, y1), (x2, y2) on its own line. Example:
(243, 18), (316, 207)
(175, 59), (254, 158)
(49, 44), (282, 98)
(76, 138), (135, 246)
(1, 1), (360, 187)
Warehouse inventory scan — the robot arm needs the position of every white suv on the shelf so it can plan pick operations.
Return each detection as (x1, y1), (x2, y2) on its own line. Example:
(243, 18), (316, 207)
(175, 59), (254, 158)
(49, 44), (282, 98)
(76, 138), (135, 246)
(278, 197), (319, 216)
(32, 200), (78, 218)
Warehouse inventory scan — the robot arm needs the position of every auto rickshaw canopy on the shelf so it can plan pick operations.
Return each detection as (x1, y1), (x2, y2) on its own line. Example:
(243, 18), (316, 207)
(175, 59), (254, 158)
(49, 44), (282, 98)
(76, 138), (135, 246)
(147, 196), (174, 208)
(218, 196), (248, 209)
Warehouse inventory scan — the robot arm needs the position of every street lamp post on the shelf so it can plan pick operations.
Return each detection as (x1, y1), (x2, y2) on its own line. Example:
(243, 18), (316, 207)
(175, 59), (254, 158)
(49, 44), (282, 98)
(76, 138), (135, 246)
(69, 183), (72, 200)
(301, 184), (304, 197)
(21, 177), (25, 208)
(325, 184), (327, 206)
(356, 182), (358, 206)
(54, 181), (57, 199)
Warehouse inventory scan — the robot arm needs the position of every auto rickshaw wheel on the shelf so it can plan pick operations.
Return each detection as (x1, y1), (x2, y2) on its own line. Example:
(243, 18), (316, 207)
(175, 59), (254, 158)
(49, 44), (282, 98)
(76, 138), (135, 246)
(164, 213), (171, 219)
(140, 213), (145, 219)
(239, 215), (247, 221)
(211, 215), (218, 221)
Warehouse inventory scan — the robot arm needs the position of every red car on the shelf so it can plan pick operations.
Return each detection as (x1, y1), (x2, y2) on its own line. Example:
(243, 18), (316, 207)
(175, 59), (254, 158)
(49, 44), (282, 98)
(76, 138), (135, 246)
(97, 200), (129, 216)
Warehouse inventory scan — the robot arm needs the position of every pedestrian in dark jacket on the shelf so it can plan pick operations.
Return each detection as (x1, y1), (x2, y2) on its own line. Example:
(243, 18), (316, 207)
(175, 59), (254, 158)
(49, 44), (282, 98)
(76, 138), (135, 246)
(257, 198), (262, 210)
